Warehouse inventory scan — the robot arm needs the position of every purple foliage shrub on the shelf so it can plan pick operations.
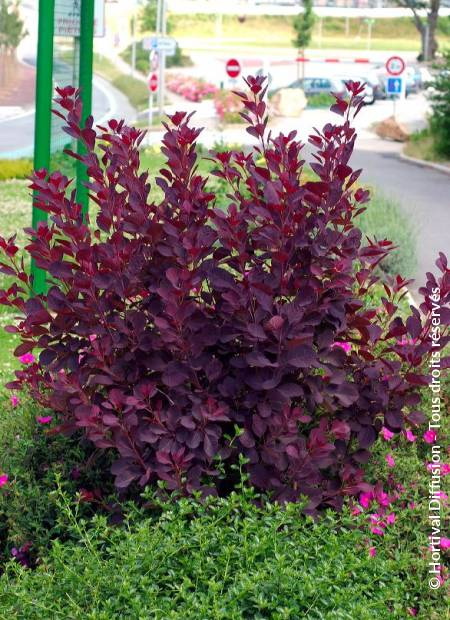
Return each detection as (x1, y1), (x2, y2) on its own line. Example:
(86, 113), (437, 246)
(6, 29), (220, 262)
(0, 77), (448, 513)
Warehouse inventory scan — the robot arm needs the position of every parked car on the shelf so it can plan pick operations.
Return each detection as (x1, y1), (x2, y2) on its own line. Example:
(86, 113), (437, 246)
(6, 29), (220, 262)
(286, 77), (347, 98)
(337, 75), (377, 104)
(286, 76), (374, 105)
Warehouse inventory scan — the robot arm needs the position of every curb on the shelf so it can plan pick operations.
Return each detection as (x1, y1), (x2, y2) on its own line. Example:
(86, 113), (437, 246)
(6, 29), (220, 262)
(399, 152), (450, 176)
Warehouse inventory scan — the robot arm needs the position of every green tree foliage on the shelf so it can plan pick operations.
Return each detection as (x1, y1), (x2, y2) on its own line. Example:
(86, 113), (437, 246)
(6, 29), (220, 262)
(293, 0), (315, 52)
(394, 0), (440, 60)
(0, 0), (26, 54)
(429, 50), (450, 156)
(140, 0), (173, 35)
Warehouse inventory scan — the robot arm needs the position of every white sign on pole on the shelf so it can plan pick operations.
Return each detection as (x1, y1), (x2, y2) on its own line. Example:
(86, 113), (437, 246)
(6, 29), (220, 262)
(143, 36), (177, 56)
(54, 0), (105, 38)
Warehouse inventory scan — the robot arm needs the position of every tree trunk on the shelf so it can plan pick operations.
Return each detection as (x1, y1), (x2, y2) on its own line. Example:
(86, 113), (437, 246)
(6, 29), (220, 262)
(427, 0), (440, 60)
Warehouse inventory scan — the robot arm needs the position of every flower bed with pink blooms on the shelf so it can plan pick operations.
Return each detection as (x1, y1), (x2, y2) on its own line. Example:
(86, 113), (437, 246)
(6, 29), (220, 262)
(166, 74), (218, 102)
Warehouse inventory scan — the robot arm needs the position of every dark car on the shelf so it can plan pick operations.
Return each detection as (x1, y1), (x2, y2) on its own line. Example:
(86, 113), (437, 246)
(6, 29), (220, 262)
(287, 77), (347, 98)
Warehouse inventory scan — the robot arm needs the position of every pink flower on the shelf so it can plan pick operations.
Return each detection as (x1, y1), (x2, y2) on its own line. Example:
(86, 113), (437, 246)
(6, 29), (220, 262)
(10, 395), (20, 407)
(371, 526), (385, 536)
(36, 415), (52, 424)
(332, 341), (351, 353)
(359, 492), (373, 509)
(375, 490), (391, 507)
(405, 430), (416, 442)
(440, 537), (450, 550)
(0, 474), (9, 487)
(89, 334), (97, 342)
(369, 546), (377, 557)
(407, 609), (418, 617)
(423, 429), (437, 444)
(442, 464), (450, 476)
(408, 502), (416, 510)
(381, 427), (394, 441)
(386, 513), (396, 525)
(386, 454), (395, 468)
(18, 353), (35, 365)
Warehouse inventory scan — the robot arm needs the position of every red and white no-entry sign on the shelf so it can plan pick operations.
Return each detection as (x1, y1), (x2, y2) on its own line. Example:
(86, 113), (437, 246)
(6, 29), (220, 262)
(385, 55), (405, 76)
(148, 72), (158, 92)
(226, 58), (241, 79)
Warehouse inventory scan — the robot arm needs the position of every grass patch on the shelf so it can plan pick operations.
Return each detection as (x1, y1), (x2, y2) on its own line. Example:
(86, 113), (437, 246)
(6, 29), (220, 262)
(404, 129), (450, 166)
(93, 54), (148, 111)
(0, 159), (32, 181)
(170, 14), (450, 52)
(357, 193), (417, 279)
(306, 93), (335, 108)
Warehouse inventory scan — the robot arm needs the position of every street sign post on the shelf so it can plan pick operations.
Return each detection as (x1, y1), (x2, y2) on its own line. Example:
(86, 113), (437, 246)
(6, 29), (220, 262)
(147, 73), (158, 146)
(385, 55), (406, 122)
(386, 77), (403, 95)
(143, 36), (177, 57)
(226, 58), (241, 79)
(32, 0), (103, 294)
(385, 55), (406, 77)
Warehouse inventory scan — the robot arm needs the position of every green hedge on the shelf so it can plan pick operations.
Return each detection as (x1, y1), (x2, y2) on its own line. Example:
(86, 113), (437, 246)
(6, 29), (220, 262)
(0, 487), (443, 620)
(357, 193), (417, 279)
(0, 159), (32, 181)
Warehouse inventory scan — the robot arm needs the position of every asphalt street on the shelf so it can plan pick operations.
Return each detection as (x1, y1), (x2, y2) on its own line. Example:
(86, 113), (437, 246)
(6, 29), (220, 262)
(0, 74), (136, 159)
(353, 141), (450, 297)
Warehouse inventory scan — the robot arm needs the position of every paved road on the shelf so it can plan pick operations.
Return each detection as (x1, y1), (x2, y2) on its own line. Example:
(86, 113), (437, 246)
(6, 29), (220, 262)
(0, 74), (136, 159)
(353, 140), (450, 297)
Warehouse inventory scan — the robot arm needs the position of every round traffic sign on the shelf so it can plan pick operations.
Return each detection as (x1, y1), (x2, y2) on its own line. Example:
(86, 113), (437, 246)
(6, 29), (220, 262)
(148, 73), (158, 93)
(385, 55), (405, 76)
(226, 58), (241, 79)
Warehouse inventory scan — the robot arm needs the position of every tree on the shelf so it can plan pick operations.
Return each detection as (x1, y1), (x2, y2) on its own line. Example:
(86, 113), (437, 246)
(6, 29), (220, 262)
(0, 0), (26, 54)
(140, 0), (173, 35)
(0, 0), (26, 88)
(429, 51), (450, 155)
(395, 0), (440, 60)
(293, 0), (315, 79)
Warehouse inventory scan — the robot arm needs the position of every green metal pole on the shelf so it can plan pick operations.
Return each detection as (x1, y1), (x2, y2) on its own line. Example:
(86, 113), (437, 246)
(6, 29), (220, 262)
(76, 0), (95, 218)
(31, 0), (55, 295)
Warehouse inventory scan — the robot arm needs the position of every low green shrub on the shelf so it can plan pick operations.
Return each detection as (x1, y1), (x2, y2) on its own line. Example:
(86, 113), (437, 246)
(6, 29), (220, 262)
(356, 193), (417, 278)
(0, 159), (32, 181)
(306, 92), (335, 108)
(0, 485), (445, 620)
(429, 50), (450, 158)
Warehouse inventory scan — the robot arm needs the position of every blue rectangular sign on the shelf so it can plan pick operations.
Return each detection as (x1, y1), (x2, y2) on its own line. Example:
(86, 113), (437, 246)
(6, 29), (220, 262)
(386, 77), (403, 95)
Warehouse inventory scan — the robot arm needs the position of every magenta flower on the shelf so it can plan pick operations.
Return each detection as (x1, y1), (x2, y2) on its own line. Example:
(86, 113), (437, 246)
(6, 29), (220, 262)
(332, 341), (351, 353)
(386, 454), (395, 468)
(408, 502), (416, 510)
(36, 415), (53, 424)
(386, 513), (396, 525)
(407, 609), (418, 617)
(442, 464), (450, 476)
(0, 474), (9, 487)
(10, 395), (20, 407)
(375, 490), (391, 507)
(359, 492), (373, 509)
(440, 538), (450, 550)
(381, 427), (394, 441)
(18, 353), (35, 365)
(89, 334), (97, 342)
(371, 526), (384, 536)
(368, 546), (377, 557)
(404, 430), (416, 442)
(423, 429), (437, 444)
